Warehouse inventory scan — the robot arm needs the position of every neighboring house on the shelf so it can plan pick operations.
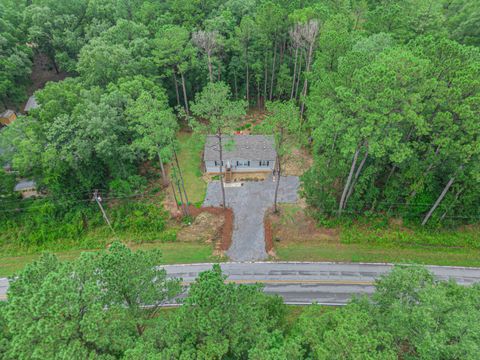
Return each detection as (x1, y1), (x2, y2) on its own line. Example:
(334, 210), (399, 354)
(0, 110), (16, 126)
(204, 135), (276, 181)
(24, 95), (39, 113)
(14, 180), (38, 199)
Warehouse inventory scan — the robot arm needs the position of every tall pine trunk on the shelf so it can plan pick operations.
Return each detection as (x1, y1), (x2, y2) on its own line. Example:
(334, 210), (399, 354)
(264, 52), (268, 103)
(245, 47), (249, 104)
(233, 69), (238, 99)
(218, 132), (226, 208)
(170, 174), (180, 210)
(269, 41), (277, 101)
(339, 148), (360, 215)
(173, 71), (181, 107)
(274, 154), (281, 213)
(294, 51), (303, 99)
(422, 176), (455, 226)
(157, 150), (168, 185)
(290, 46), (299, 100)
(440, 187), (463, 222)
(343, 148), (368, 209)
(300, 41), (315, 119)
(173, 149), (190, 216)
(273, 128), (284, 213)
(180, 71), (189, 115)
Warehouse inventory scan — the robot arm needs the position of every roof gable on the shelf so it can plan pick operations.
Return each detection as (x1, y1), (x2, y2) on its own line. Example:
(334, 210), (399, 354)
(204, 135), (276, 161)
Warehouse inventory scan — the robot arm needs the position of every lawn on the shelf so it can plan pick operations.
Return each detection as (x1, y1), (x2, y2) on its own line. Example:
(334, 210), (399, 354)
(0, 241), (222, 278)
(271, 204), (480, 267)
(276, 242), (480, 267)
(176, 132), (207, 205)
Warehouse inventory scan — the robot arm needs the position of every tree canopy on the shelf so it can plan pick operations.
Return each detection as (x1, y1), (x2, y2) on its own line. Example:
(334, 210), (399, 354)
(2, 258), (479, 359)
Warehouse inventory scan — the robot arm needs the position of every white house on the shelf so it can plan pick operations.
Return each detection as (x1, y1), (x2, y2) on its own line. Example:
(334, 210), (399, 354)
(203, 135), (276, 181)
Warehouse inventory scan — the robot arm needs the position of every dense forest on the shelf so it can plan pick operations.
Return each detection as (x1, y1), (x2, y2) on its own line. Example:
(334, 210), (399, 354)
(0, 0), (479, 247)
(1, 243), (479, 359)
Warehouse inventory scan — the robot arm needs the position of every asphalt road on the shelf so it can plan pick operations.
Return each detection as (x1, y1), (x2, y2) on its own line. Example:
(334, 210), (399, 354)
(2, 262), (479, 304)
(203, 176), (299, 261)
(162, 262), (480, 305)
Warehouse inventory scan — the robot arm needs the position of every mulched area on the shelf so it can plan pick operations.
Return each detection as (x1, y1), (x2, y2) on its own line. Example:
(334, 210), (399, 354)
(264, 210), (274, 255)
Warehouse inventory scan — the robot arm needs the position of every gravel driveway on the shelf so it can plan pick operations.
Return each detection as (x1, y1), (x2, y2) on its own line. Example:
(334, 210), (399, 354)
(203, 176), (299, 261)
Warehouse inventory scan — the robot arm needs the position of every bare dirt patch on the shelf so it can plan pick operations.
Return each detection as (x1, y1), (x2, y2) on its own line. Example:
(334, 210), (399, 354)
(268, 204), (339, 246)
(29, 53), (69, 94)
(173, 206), (233, 256)
(264, 210), (275, 256)
(282, 145), (313, 176)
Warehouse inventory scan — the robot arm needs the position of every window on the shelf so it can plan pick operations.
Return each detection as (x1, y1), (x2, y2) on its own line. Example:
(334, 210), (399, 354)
(236, 160), (250, 167)
(260, 160), (270, 167)
(214, 160), (223, 166)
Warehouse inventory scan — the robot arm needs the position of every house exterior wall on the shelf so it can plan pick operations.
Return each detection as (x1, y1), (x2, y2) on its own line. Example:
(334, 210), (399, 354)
(17, 188), (38, 199)
(205, 159), (275, 174)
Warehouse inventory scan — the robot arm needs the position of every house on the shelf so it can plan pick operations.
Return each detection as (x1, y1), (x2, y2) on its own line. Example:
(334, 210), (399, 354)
(24, 95), (39, 113)
(14, 180), (38, 199)
(0, 110), (16, 126)
(203, 135), (276, 182)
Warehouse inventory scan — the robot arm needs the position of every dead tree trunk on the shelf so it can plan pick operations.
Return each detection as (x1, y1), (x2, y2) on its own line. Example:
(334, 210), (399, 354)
(339, 147), (360, 215)
(300, 42), (315, 118)
(422, 176), (456, 226)
(207, 53), (214, 82)
(299, 20), (320, 119)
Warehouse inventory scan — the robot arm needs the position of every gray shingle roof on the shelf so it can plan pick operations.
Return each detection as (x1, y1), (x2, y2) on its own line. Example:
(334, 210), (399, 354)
(204, 135), (276, 161)
(24, 95), (39, 112)
(14, 180), (36, 191)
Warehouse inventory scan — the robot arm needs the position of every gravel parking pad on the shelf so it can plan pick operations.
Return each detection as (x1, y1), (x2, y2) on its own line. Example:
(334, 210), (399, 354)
(203, 176), (299, 261)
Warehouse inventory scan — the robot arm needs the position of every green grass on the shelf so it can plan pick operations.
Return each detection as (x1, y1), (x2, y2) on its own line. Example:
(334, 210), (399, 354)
(276, 241), (480, 267)
(0, 241), (222, 278)
(272, 204), (480, 267)
(176, 132), (207, 205)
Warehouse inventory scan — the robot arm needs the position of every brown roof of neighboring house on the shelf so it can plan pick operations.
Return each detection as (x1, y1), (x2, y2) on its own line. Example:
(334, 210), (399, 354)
(204, 135), (276, 161)
(0, 110), (15, 118)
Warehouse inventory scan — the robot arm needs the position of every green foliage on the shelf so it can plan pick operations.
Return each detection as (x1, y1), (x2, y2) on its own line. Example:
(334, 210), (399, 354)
(4, 243), (180, 359)
(190, 81), (247, 134)
(304, 31), (480, 226)
(111, 201), (168, 237)
(3, 261), (480, 358)
(125, 264), (287, 359)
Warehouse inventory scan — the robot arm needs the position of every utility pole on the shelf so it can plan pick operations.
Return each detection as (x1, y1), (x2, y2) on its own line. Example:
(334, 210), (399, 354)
(93, 190), (116, 236)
